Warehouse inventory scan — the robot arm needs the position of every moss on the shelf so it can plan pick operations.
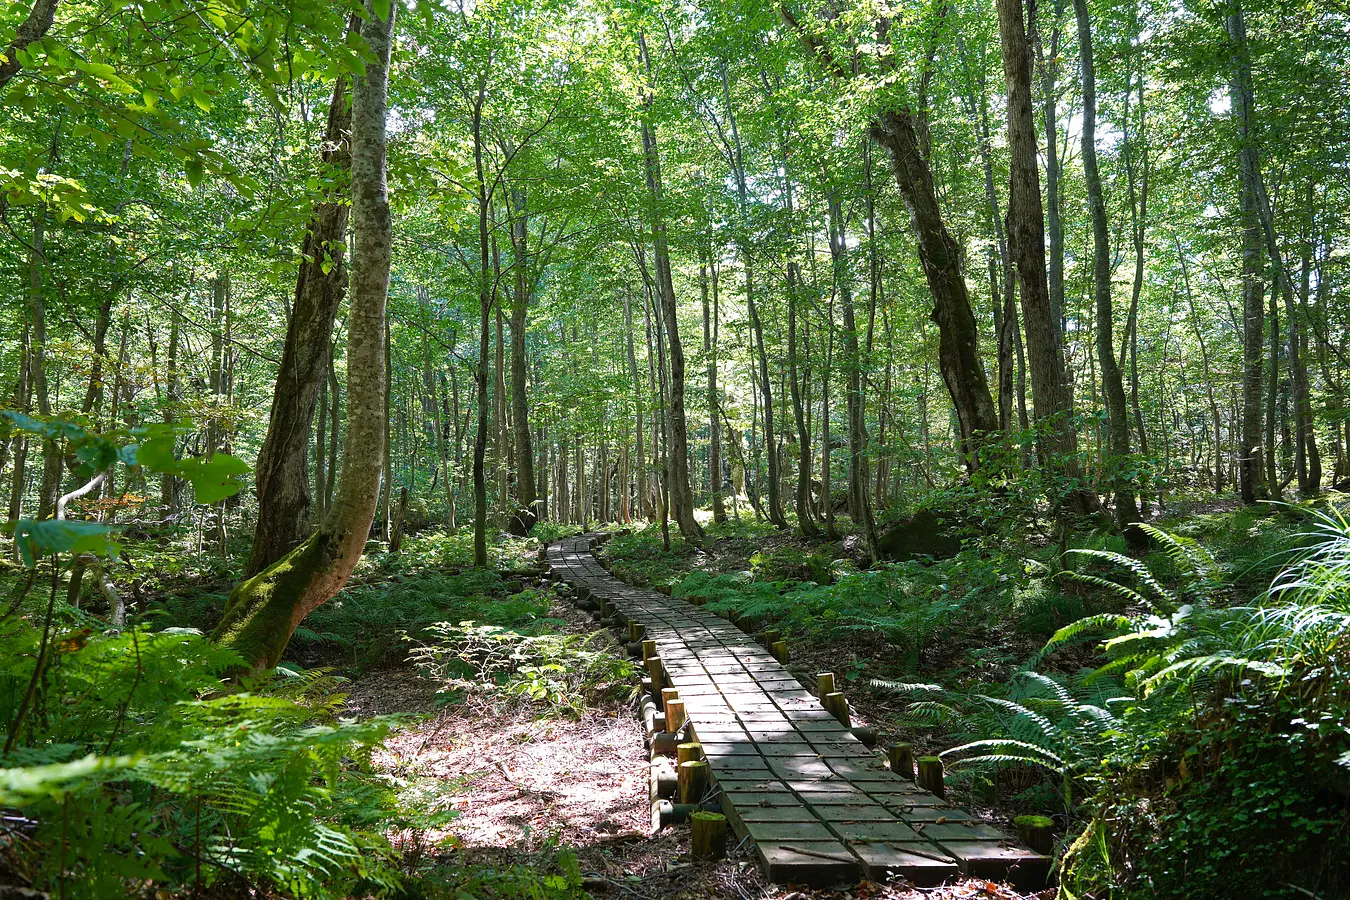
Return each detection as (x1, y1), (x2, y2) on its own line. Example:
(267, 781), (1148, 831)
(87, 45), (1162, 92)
(210, 531), (333, 671)
(1015, 815), (1054, 830)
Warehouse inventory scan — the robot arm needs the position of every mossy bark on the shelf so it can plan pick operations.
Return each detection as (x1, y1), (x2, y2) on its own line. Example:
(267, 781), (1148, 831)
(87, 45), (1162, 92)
(211, 0), (395, 673)
(212, 531), (337, 670)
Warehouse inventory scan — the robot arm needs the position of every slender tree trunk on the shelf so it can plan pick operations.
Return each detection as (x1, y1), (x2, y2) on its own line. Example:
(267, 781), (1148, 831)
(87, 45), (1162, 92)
(702, 253), (726, 524)
(640, 32), (702, 544)
(828, 190), (878, 559)
(820, 296), (838, 539)
(624, 289), (650, 520)
(507, 185), (538, 533)
(471, 89), (492, 568)
(1034, 5), (1066, 337)
(245, 70), (354, 576)
(1228, 3), (1267, 505)
(212, 4), (395, 671)
(1076, 0), (1141, 544)
(1295, 205), (1321, 492)
(1120, 66), (1150, 461)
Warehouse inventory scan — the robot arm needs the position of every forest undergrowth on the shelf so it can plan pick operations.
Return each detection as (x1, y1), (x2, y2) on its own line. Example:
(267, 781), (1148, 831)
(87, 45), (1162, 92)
(601, 500), (1350, 900)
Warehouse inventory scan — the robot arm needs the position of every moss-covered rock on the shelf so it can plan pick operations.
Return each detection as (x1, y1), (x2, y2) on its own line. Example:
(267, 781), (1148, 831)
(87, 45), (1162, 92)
(877, 507), (966, 561)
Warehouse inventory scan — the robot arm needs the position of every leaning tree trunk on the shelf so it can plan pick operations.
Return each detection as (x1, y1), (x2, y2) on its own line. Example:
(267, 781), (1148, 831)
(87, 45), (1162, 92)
(245, 70), (353, 577)
(869, 110), (999, 466)
(996, 0), (1095, 516)
(211, 5), (394, 671)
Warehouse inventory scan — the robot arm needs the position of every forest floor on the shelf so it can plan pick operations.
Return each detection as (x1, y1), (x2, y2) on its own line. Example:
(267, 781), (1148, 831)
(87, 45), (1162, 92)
(340, 571), (1048, 899)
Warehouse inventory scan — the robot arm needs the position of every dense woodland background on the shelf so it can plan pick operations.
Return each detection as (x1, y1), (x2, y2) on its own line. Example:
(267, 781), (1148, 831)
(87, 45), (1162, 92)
(1, 0), (1349, 896)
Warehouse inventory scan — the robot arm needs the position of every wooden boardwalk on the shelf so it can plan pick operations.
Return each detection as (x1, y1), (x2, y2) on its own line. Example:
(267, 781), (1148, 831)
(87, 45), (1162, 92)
(546, 534), (1050, 889)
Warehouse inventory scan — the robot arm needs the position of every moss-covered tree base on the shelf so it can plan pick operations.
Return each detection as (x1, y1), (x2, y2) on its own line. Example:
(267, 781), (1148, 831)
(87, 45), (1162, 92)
(211, 530), (335, 671)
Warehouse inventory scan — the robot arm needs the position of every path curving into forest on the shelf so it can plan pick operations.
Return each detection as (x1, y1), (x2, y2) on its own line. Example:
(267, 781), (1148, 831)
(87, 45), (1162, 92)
(545, 534), (1050, 890)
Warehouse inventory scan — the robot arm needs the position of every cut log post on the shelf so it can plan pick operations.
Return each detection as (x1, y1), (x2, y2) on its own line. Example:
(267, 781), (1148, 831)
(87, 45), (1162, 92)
(641, 639), (657, 661)
(645, 655), (664, 690)
(816, 672), (836, 700)
(823, 691), (851, 727)
(629, 621), (646, 641)
(577, 586), (592, 603)
(888, 744), (915, 780)
(691, 811), (728, 862)
(1014, 815), (1055, 855)
(917, 756), (945, 798)
(677, 741), (703, 764)
(626, 641), (642, 658)
(770, 640), (789, 663)
(665, 698), (686, 732)
(678, 759), (709, 804)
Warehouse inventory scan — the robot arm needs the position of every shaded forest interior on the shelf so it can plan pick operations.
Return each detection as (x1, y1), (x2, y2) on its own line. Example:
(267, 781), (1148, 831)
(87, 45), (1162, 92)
(1, 0), (1348, 897)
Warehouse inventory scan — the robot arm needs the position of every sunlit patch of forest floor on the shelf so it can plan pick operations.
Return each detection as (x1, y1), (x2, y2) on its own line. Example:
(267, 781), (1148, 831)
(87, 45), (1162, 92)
(341, 570), (1048, 898)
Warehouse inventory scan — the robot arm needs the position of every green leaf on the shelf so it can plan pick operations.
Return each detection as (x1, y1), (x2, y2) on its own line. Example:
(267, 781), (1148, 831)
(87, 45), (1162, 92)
(11, 519), (121, 568)
(176, 453), (250, 504)
(184, 157), (205, 189)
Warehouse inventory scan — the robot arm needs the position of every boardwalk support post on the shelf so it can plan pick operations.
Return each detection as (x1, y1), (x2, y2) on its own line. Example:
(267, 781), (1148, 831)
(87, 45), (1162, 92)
(917, 756), (945, 798)
(816, 672), (836, 699)
(823, 691), (851, 727)
(691, 811), (728, 861)
(1015, 815), (1055, 854)
(888, 743), (915, 780)
(678, 759), (709, 804)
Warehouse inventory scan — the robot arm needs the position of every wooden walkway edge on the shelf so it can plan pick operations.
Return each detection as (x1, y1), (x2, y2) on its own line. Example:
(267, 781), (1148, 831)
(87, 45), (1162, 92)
(546, 533), (1050, 890)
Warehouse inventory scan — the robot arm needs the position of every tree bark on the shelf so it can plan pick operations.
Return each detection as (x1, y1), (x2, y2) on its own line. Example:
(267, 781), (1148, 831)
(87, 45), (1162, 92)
(1228, 2), (1267, 505)
(245, 71), (353, 576)
(702, 251), (727, 524)
(869, 110), (999, 466)
(0, 0), (59, 94)
(828, 190), (877, 559)
(996, 0), (1093, 516)
(1076, 0), (1141, 545)
(507, 184), (538, 533)
(640, 32), (702, 544)
(211, 4), (394, 671)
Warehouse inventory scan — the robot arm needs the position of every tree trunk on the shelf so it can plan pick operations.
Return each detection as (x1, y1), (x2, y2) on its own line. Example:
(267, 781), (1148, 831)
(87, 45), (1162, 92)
(507, 185), (538, 533)
(996, 0), (1094, 516)
(1076, 0), (1141, 545)
(1228, 2), (1267, 505)
(211, 3), (394, 671)
(702, 252), (726, 524)
(869, 110), (999, 467)
(0, 0), (59, 93)
(471, 89), (492, 568)
(639, 32), (702, 544)
(245, 71), (353, 576)
(828, 190), (878, 559)
(624, 289), (650, 520)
